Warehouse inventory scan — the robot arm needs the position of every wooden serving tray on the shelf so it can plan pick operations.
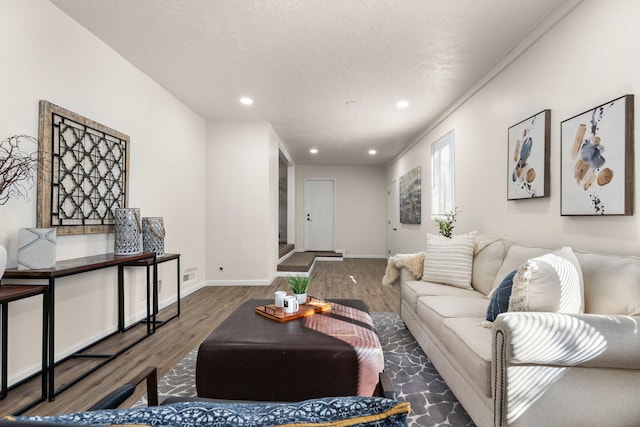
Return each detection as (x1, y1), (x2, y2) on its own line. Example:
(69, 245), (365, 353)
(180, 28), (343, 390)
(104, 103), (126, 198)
(255, 297), (331, 322)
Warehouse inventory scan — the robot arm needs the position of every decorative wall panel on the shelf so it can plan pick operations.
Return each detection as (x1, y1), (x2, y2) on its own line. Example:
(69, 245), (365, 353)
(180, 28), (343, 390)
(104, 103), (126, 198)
(37, 101), (130, 235)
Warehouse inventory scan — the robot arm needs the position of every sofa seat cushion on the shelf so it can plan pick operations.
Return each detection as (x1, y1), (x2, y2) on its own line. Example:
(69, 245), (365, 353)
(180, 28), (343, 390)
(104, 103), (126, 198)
(416, 296), (488, 339)
(440, 317), (493, 397)
(402, 281), (485, 314)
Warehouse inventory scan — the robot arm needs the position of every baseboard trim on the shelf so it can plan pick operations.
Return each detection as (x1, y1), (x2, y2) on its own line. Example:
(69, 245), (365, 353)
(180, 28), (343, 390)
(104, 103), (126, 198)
(343, 254), (387, 259)
(204, 277), (275, 287)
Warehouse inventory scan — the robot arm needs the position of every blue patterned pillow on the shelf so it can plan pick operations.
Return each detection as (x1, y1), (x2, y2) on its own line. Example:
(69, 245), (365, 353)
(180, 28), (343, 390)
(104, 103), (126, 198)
(2, 396), (410, 427)
(486, 270), (516, 322)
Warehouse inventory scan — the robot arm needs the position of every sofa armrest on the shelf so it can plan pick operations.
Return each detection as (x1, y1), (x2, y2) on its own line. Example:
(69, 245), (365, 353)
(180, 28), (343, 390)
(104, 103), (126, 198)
(383, 253), (425, 285)
(399, 268), (419, 284)
(493, 312), (640, 426)
(493, 312), (640, 369)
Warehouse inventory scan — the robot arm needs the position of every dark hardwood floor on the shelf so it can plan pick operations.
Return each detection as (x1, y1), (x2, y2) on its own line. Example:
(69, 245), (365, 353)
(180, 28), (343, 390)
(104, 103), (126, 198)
(1, 258), (398, 417)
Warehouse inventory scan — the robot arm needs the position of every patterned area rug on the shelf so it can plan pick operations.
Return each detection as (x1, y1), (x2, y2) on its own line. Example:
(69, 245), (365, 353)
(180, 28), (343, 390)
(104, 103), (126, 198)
(135, 312), (475, 427)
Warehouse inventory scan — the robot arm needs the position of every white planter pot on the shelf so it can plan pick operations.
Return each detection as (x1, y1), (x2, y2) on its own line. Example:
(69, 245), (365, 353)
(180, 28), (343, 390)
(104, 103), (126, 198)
(294, 292), (307, 304)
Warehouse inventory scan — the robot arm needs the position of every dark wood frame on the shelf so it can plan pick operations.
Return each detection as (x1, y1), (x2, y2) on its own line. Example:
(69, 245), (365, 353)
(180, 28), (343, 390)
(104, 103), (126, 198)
(37, 100), (130, 235)
(507, 109), (551, 200)
(560, 94), (634, 216)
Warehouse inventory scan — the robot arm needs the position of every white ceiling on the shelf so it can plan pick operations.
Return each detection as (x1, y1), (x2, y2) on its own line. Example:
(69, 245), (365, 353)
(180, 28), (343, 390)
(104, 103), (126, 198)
(50, 0), (569, 166)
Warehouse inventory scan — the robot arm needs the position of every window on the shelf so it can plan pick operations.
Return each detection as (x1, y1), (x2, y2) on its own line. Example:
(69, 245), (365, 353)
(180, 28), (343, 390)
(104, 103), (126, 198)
(431, 131), (455, 217)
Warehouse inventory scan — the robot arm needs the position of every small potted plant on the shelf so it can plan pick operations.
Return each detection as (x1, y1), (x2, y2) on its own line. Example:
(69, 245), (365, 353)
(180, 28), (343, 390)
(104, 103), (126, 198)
(287, 275), (310, 304)
(434, 207), (460, 239)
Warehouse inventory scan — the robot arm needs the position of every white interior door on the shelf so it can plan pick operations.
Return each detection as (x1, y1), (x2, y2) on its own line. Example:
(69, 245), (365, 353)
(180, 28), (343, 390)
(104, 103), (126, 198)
(304, 179), (335, 251)
(388, 180), (399, 257)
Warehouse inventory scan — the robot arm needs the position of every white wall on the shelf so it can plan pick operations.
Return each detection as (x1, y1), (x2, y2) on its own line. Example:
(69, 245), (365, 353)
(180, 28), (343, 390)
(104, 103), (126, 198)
(295, 165), (387, 257)
(205, 121), (280, 284)
(0, 0), (206, 385)
(387, 0), (640, 257)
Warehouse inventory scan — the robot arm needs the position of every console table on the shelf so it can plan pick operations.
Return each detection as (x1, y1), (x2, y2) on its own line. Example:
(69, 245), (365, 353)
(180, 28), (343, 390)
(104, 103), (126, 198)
(0, 284), (49, 413)
(120, 253), (181, 331)
(2, 252), (156, 401)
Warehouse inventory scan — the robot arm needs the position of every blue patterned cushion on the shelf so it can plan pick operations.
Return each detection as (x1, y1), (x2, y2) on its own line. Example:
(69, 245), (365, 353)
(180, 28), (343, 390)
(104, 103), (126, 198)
(486, 270), (516, 322)
(2, 396), (409, 427)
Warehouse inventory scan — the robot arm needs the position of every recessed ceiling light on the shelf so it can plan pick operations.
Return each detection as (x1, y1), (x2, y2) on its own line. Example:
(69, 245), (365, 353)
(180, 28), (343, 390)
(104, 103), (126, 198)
(240, 97), (253, 105)
(368, 149), (377, 155)
(310, 148), (318, 154)
(396, 100), (409, 109)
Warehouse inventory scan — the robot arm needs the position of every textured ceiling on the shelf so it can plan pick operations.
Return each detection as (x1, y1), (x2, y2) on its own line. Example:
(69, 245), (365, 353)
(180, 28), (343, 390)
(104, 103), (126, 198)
(50, 0), (569, 166)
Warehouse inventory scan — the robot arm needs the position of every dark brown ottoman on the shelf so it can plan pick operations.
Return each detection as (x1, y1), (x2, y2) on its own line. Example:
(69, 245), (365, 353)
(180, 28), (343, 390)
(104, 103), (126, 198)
(196, 299), (384, 402)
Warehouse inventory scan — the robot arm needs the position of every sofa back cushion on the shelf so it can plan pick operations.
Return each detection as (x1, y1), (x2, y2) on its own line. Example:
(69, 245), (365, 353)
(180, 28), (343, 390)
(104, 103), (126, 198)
(491, 245), (550, 291)
(575, 251), (640, 315)
(471, 236), (511, 295)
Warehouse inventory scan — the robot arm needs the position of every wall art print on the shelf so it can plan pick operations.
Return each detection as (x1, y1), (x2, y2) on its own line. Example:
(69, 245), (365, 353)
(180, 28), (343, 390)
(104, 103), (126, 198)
(399, 166), (421, 224)
(560, 94), (634, 216)
(37, 100), (130, 235)
(507, 109), (550, 200)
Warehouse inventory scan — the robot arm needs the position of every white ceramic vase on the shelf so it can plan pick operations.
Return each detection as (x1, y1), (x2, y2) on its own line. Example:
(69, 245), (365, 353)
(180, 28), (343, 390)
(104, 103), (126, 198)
(0, 244), (7, 280)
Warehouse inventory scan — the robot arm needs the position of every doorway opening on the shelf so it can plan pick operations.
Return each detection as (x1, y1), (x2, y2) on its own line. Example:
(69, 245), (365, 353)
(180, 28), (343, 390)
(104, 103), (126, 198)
(279, 150), (294, 258)
(388, 179), (398, 257)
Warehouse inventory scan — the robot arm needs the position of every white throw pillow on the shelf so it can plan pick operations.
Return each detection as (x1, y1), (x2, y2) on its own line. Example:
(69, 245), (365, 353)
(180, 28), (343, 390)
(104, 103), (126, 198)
(508, 247), (583, 314)
(422, 231), (477, 289)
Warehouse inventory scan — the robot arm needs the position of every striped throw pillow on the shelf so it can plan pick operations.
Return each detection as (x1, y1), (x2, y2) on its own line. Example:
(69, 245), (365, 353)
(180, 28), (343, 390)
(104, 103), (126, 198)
(422, 232), (477, 289)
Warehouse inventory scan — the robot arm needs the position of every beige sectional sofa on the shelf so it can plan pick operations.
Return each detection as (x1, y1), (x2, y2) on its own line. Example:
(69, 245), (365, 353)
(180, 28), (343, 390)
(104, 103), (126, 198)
(397, 235), (640, 427)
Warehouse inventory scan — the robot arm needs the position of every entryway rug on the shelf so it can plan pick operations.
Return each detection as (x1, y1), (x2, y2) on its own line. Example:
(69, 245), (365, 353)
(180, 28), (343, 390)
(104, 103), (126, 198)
(134, 312), (476, 427)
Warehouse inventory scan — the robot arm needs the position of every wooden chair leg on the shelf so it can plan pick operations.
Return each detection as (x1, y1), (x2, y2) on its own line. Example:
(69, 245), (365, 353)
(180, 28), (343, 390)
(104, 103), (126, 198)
(87, 366), (158, 410)
(377, 371), (397, 400)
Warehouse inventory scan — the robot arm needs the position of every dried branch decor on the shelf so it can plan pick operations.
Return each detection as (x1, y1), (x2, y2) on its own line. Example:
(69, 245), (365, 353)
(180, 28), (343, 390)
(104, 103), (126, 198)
(0, 134), (38, 205)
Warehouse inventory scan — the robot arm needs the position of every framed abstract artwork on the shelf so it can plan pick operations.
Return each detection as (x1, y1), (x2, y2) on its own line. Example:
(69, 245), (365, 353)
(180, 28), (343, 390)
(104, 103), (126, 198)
(507, 109), (550, 200)
(560, 94), (634, 216)
(399, 166), (421, 224)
